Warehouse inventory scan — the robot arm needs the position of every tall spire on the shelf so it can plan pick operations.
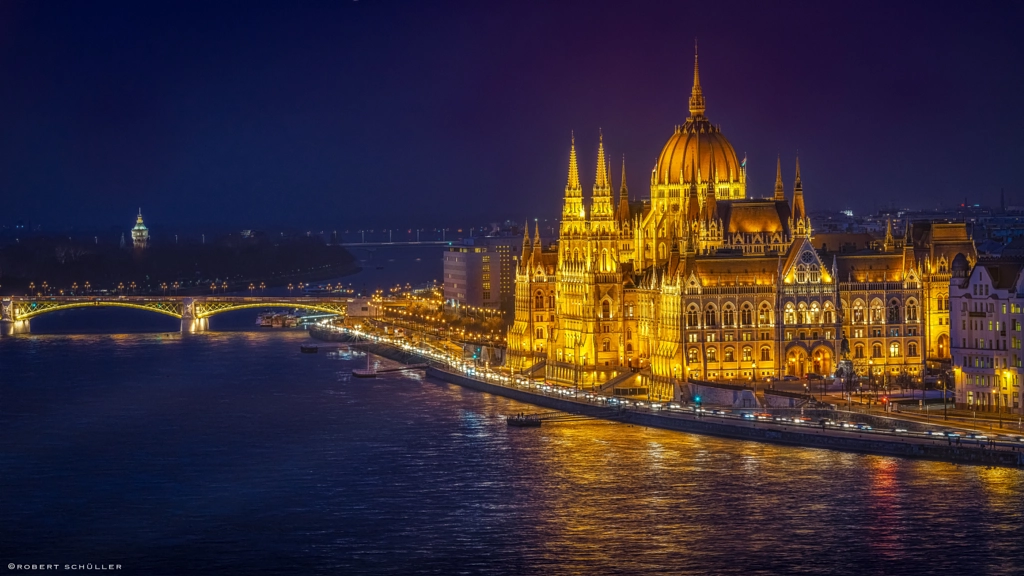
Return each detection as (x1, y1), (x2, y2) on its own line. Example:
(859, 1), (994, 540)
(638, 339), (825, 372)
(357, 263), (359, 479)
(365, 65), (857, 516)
(617, 155), (631, 222)
(792, 156), (805, 220)
(532, 221), (543, 262)
(591, 131), (614, 221)
(774, 155), (785, 201)
(566, 132), (581, 192)
(520, 220), (531, 264)
(689, 39), (706, 117)
(594, 130), (609, 191)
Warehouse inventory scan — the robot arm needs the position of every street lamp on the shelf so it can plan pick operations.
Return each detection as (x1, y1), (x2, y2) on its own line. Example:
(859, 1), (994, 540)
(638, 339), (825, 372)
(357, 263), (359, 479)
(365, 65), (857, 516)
(117, 282), (124, 295)
(210, 283), (216, 294)
(84, 281), (90, 294)
(249, 283), (255, 295)
(71, 282), (78, 295)
(260, 282), (265, 294)
(28, 282), (35, 296)
(288, 283), (294, 296)
(221, 281), (228, 294)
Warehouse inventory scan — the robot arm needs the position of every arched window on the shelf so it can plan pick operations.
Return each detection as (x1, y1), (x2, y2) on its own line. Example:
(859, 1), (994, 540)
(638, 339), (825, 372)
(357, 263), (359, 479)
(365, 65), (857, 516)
(573, 248), (580, 261)
(626, 328), (632, 340)
(889, 342), (900, 357)
(760, 346), (771, 362)
(855, 344), (864, 359)
(870, 300), (884, 323)
(705, 305), (717, 327)
(535, 291), (544, 309)
(706, 347), (718, 363)
(823, 303), (834, 325)
(796, 264), (807, 283)
(872, 343), (882, 358)
(723, 305), (735, 327)
(741, 303), (753, 326)
(809, 266), (820, 283)
(658, 243), (666, 260)
(601, 249), (609, 272)
(602, 300), (611, 319)
(742, 346), (753, 362)
(887, 299), (901, 324)
(548, 295), (554, 308)
(688, 348), (699, 364)
(759, 304), (772, 326)
(626, 343), (633, 352)
(784, 303), (796, 325)
(908, 342), (918, 357)
(724, 347), (735, 362)
(687, 306), (699, 328)
(809, 302), (820, 324)
(797, 303), (807, 325)
(906, 300), (918, 322)
(602, 339), (610, 352)
(853, 300), (865, 324)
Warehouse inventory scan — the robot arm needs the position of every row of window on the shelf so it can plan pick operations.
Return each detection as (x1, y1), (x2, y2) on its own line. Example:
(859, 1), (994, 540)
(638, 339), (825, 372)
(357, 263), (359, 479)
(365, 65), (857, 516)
(688, 346), (772, 364)
(852, 342), (918, 359)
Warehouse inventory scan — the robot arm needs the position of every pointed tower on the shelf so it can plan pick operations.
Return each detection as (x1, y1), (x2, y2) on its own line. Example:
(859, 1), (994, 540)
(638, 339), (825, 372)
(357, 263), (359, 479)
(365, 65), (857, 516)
(532, 221), (543, 265)
(590, 131), (615, 222)
(519, 220), (531, 270)
(883, 219), (895, 251)
(689, 40), (706, 118)
(616, 155), (631, 222)
(561, 133), (584, 222)
(703, 148), (718, 222)
(774, 155), (785, 201)
(790, 156), (810, 237)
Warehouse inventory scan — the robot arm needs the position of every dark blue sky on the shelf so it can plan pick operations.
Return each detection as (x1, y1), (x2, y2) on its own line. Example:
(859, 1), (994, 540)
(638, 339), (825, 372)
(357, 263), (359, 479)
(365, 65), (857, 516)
(1, 1), (1021, 231)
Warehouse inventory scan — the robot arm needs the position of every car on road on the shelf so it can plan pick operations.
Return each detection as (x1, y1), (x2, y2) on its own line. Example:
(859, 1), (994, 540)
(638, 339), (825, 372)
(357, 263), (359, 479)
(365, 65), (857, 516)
(711, 409), (728, 416)
(855, 423), (873, 431)
(806, 373), (823, 381)
(791, 417), (811, 424)
(782, 375), (799, 382)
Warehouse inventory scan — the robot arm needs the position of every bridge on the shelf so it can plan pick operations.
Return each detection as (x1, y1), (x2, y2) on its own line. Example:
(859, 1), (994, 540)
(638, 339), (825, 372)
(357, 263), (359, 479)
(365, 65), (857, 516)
(0, 296), (349, 335)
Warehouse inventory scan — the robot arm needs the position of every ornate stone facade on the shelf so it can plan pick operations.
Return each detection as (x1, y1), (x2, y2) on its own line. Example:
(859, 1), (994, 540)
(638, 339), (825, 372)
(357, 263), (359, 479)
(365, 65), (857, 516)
(506, 49), (974, 401)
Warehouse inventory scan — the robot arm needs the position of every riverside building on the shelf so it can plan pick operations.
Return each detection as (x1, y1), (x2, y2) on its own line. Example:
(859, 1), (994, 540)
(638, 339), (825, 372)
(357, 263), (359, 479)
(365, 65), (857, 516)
(949, 254), (1024, 415)
(506, 48), (975, 401)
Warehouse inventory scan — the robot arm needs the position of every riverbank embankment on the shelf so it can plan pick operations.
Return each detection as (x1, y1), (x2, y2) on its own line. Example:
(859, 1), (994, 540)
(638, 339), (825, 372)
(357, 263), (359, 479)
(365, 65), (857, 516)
(312, 328), (1024, 468)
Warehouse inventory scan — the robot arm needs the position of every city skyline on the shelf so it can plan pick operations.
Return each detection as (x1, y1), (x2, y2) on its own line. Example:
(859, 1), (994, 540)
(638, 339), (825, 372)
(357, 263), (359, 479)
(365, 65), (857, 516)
(1, 1), (1021, 230)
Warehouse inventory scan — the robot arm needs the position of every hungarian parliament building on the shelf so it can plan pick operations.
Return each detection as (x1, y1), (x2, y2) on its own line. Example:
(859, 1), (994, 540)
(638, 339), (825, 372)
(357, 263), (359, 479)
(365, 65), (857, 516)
(506, 50), (976, 400)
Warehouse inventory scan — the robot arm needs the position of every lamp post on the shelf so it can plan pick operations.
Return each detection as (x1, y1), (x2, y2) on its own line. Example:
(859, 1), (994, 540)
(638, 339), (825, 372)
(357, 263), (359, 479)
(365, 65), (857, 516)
(249, 283), (255, 296)
(288, 283), (294, 296)
(85, 281), (91, 294)
(260, 282), (265, 294)
(28, 282), (35, 296)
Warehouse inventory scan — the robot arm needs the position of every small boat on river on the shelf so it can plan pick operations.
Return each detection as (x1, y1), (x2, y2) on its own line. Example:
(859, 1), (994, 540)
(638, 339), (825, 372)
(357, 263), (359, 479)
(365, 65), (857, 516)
(507, 415), (542, 427)
(300, 345), (319, 354)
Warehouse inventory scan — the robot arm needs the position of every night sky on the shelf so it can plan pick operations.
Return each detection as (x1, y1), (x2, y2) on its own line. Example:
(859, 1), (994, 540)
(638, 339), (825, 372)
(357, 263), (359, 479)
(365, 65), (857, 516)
(1, 1), (1021, 232)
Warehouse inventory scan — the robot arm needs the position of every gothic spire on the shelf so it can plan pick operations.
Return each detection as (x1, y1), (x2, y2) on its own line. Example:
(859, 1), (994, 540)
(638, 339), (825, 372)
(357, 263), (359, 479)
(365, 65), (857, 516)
(594, 130), (609, 192)
(566, 132), (581, 192)
(688, 39), (706, 117)
(774, 155), (785, 201)
(792, 156), (805, 221)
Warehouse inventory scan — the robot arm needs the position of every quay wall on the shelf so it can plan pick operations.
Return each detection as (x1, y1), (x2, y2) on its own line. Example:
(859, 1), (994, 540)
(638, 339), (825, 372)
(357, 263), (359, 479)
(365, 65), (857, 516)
(313, 329), (1023, 468)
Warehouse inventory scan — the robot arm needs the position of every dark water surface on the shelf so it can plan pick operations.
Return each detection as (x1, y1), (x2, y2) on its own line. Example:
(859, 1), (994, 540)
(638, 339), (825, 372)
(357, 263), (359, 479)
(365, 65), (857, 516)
(2, 331), (1023, 575)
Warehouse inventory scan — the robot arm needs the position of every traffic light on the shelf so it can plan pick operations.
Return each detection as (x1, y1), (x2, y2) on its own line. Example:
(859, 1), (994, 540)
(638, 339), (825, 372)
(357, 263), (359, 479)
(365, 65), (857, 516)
(695, 395), (702, 406)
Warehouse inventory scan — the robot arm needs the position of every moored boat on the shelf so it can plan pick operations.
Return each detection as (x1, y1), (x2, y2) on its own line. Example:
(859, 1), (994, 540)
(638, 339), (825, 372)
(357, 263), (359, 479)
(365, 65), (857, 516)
(507, 415), (542, 427)
(300, 345), (318, 353)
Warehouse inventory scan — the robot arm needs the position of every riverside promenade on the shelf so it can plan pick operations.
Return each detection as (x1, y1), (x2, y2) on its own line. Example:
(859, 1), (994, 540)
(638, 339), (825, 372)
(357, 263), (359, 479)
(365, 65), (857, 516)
(312, 326), (1024, 468)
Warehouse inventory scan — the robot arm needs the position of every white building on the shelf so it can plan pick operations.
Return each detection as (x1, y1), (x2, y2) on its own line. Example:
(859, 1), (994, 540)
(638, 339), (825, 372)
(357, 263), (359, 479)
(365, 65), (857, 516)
(949, 254), (1024, 414)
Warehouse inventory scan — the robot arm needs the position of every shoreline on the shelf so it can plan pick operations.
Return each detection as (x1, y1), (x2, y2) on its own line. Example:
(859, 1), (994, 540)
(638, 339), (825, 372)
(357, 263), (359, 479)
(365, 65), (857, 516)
(313, 327), (1024, 469)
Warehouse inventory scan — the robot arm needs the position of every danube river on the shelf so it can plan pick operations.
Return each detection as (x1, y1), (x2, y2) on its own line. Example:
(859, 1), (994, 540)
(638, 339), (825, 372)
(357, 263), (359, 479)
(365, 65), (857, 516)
(2, 330), (1023, 575)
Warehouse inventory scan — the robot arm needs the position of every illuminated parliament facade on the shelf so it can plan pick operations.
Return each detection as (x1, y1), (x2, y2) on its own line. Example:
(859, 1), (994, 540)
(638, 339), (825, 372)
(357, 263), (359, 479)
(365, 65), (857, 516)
(507, 50), (975, 400)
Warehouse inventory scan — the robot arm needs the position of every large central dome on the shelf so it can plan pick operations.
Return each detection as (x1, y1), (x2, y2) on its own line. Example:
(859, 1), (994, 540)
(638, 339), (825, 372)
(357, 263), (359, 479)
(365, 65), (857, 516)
(652, 49), (745, 198)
